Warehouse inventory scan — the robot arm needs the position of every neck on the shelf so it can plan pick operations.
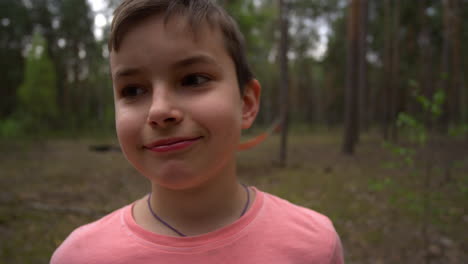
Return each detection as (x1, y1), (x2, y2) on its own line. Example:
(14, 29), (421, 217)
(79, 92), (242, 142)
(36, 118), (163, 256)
(148, 161), (248, 236)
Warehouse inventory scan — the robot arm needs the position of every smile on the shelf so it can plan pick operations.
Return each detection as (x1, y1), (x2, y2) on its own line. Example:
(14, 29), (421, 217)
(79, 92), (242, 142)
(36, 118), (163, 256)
(143, 137), (203, 153)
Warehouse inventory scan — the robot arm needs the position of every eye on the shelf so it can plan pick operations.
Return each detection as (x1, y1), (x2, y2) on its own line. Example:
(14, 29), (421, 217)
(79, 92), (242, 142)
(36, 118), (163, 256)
(181, 74), (211, 87)
(121, 86), (146, 98)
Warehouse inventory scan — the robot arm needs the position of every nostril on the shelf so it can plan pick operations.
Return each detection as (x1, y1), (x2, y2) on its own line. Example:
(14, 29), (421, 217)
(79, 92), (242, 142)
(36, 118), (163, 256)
(165, 117), (176, 122)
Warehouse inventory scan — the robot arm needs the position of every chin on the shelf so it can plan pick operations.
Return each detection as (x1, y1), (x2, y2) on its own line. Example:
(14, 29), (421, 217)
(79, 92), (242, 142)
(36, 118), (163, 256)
(142, 166), (206, 190)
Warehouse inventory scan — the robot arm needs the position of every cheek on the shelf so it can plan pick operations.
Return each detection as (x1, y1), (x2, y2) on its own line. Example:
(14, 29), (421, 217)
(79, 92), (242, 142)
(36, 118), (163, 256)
(195, 91), (243, 140)
(115, 107), (144, 145)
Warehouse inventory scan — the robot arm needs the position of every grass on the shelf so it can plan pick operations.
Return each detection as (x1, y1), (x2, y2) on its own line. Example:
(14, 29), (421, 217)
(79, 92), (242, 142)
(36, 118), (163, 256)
(0, 132), (467, 263)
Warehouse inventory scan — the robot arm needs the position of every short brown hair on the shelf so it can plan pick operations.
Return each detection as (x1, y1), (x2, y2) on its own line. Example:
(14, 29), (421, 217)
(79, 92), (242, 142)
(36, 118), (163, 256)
(108, 0), (253, 93)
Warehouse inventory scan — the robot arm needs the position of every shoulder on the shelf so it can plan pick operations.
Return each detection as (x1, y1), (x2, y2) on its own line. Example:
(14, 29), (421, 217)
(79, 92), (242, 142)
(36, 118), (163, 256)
(262, 191), (336, 232)
(50, 204), (130, 264)
(257, 191), (344, 263)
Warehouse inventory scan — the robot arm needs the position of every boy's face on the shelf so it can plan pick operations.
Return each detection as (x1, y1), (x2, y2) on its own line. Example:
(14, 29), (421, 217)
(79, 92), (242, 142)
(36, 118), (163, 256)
(110, 15), (259, 190)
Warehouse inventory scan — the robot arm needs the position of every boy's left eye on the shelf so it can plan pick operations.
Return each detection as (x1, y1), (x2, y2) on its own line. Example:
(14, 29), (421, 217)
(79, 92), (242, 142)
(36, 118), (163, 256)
(181, 74), (211, 87)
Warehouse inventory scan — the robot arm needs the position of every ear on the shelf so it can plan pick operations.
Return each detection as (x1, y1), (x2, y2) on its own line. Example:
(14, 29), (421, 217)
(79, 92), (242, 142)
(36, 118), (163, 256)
(241, 79), (261, 129)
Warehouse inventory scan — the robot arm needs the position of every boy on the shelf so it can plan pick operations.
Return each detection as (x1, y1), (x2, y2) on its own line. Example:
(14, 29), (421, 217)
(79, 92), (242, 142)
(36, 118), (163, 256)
(51, 0), (344, 263)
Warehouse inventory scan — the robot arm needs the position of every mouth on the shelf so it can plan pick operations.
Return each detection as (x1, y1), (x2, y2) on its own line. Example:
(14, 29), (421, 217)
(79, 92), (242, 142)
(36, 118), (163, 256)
(143, 136), (203, 153)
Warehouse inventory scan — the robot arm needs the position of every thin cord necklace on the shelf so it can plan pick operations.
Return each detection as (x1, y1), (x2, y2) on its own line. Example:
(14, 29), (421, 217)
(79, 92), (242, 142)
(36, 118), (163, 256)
(147, 184), (250, 237)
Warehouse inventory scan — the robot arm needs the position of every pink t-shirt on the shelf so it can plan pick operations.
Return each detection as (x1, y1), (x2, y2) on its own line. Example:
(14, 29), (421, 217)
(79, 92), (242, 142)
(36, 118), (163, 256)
(51, 188), (344, 263)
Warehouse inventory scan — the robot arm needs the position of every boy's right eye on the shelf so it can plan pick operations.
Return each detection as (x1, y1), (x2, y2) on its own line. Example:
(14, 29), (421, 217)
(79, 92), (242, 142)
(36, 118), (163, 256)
(121, 86), (146, 98)
(181, 74), (211, 87)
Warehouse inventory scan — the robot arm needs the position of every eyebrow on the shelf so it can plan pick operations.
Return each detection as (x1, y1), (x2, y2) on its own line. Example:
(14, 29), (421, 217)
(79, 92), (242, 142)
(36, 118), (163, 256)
(113, 67), (142, 79)
(172, 54), (220, 69)
(113, 54), (219, 80)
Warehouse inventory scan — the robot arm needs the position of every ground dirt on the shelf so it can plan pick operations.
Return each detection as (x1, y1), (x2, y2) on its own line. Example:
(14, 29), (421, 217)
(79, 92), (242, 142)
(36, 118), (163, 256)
(0, 131), (467, 263)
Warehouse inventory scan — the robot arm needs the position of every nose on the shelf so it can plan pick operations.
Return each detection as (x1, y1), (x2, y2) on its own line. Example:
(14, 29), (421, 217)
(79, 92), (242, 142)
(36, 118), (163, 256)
(147, 88), (183, 129)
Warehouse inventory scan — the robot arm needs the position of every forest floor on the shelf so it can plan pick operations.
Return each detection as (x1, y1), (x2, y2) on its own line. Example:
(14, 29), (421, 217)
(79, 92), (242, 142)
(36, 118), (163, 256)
(0, 130), (467, 263)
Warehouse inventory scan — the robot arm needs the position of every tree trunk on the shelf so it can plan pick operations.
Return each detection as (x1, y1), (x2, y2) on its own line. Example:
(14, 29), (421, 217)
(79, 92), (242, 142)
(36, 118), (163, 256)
(342, 0), (360, 154)
(311, 65), (322, 124)
(390, 0), (400, 141)
(382, 0), (392, 140)
(440, 0), (452, 132)
(450, 0), (461, 125)
(417, 0), (435, 130)
(278, 0), (290, 166)
(381, 0), (400, 141)
(358, 0), (368, 136)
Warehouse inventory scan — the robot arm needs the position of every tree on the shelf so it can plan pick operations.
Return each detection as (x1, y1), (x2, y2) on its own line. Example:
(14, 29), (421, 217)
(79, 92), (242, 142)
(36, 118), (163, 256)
(357, 0), (369, 134)
(441, 0), (463, 131)
(278, 0), (290, 166)
(222, 0), (278, 126)
(0, 0), (32, 118)
(28, 0), (98, 129)
(322, 14), (346, 127)
(342, 0), (362, 154)
(380, 0), (400, 141)
(17, 33), (58, 130)
(57, 0), (97, 126)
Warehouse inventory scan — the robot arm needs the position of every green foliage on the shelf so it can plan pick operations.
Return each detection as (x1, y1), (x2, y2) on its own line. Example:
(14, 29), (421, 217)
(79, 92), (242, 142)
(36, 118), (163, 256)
(382, 140), (415, 166)
(17, 33), (58, 131)
(396, 113), (426, 145)
(377, 83), (468, 236)
(384, 87), (445, 165)
(396, 87), (446, 145)
(0, 118), (23, 139)
(368, 177), (393, 192)
(448, 123), (468, 137)
(412, 88), (445, 117)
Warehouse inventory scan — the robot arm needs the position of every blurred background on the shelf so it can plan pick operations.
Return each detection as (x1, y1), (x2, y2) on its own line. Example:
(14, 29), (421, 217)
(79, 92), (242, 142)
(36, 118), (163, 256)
(0, 0), (467, 263)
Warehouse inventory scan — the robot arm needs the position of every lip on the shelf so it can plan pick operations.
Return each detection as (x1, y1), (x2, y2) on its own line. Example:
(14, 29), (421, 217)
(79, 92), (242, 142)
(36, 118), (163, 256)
(143, 136), (203, 153)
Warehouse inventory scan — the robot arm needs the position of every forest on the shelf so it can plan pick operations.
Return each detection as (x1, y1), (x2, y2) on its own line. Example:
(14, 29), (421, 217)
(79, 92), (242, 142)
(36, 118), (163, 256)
(0, 0), (467, 263)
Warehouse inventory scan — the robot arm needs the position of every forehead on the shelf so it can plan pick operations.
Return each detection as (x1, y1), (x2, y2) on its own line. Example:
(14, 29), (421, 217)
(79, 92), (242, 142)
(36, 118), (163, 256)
(110, 14), (232, 76)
